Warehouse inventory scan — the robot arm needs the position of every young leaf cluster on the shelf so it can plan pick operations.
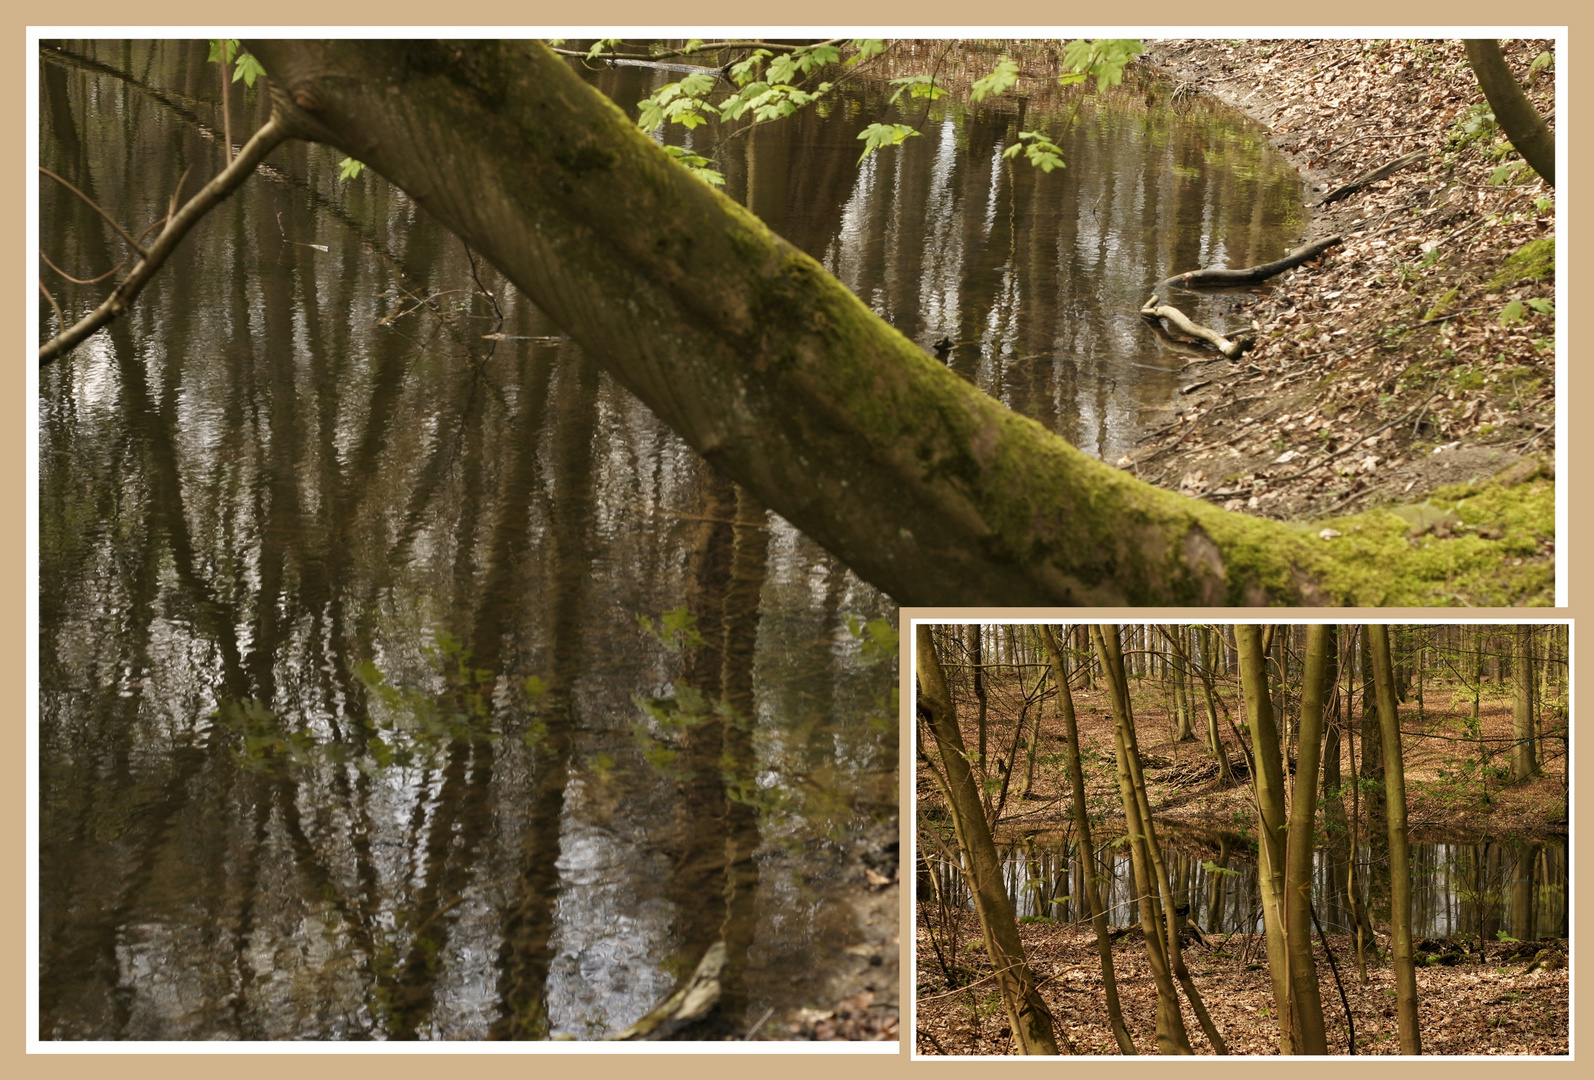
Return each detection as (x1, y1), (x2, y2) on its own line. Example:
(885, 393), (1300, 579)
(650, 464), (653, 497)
(207, 39), (266, 87)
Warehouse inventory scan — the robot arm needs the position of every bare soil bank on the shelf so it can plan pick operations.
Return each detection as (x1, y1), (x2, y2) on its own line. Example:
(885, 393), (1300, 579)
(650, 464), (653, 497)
(1129, 39), (1554, 545)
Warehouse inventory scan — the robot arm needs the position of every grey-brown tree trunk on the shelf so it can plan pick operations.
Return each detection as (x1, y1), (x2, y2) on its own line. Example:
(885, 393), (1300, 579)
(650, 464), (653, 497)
(1464, 40), (1555, 187)
(916, 625), (1060, 1055)
(1368, 624), (1421, 1054)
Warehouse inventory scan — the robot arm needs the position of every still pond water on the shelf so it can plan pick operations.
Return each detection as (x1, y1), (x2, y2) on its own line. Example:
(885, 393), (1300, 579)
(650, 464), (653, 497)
(926, 832), (1568, 941)
(38, 41), (1306, 1039)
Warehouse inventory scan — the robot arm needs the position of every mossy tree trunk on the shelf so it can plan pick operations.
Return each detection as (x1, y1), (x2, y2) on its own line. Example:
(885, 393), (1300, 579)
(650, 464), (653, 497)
(234, 39), (1453, 608)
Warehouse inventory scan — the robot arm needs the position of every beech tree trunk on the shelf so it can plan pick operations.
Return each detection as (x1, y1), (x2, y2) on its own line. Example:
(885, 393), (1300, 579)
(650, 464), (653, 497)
(1368, 624), (1421, 1054)
(916, 625), (1060, 1055)
(237, 40), (1408, 607)
(1464, 40), (1555, 187)
(1091, 626), (1197, 1055)
(1235, 625), (1293, 1053)
(1512, 624), (1539, 781)
(1284, 624), (1331, 1054)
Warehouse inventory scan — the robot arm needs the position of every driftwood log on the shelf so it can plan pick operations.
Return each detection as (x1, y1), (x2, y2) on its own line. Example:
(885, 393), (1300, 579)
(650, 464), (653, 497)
(1153, 235), (1343, 296)
(1140, 295), (1252, 358)
(1318, 150), (1428, 206)
(1141, 235), (1344, 359)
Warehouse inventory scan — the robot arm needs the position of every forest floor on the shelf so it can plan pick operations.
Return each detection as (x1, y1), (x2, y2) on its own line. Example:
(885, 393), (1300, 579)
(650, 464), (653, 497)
(1124, 40), (1556, 600)
(914, 911), (1569, 1056)
(913, 667), (1569, 1055)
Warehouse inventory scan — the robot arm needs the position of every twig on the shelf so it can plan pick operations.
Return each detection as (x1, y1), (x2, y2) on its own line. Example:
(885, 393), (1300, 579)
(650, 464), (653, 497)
(1428, 193), (1529, 250)
(39, 248), (127, 286)
(1309, 899), (1355, 1054)
(39, 115), (291, 363)
(744, 1006), (775, 1040)
(1266, 392), (1440, 484)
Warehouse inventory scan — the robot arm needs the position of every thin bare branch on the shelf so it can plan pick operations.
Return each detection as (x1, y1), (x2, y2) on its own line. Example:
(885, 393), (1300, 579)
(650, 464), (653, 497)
(39, 115), (291, 364)
(39, 281), (63, 330)
(39, 166), (149, 257)
(39, 248), (127, 286)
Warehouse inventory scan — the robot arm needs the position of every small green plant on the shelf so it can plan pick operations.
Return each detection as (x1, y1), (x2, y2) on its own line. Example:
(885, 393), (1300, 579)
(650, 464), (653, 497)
(207, 39), (266, 87)
(638, 606), (707, 652)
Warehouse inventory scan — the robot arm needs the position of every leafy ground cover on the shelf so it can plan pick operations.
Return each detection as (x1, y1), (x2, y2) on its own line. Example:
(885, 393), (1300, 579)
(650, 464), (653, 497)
(915, 910), (1568, 1055)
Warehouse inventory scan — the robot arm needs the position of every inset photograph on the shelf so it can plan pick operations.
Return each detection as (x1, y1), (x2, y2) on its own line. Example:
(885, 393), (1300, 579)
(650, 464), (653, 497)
(912, 622), (1568, 1056)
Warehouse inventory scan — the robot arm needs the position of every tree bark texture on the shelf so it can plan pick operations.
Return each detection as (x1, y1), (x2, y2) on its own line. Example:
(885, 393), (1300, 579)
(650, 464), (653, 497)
(916, 626), (1061, 1055)
(1368, 624), (1421, 1054)
(245, 40), (1385, 607)
(1235, 625), (1292, 1053)
(1284, 624), (1331, 1054)
(1464, 40), (1555, 187)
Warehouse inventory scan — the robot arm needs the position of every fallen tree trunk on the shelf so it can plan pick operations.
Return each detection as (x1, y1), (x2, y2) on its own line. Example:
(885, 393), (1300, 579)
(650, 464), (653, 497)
(1154, 235), (1343, 295)
(1141, 235), (1342, 359)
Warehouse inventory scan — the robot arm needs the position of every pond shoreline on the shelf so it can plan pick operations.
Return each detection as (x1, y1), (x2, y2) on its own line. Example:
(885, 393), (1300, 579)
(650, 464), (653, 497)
(1127, 40), (1554, 600)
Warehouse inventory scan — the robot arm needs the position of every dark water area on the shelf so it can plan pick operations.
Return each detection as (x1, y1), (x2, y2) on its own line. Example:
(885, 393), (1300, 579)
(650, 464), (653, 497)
(37, 41), (895, 1041)
(38, 40), (1307, 1040)
(925, 831), (1568, 942)
(605, 49), (1310, 463)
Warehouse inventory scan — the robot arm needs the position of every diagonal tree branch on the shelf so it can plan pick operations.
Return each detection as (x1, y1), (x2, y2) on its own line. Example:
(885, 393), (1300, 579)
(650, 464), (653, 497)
(39, 114), (291, 364)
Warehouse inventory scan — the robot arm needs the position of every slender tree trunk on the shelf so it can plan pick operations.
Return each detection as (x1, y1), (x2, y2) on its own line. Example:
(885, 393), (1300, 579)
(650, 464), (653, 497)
(1235, 625), (1293, 1053)
(1039, 624), (1135, 1054)
(968, 625), (993, 817)
(1284, 625), (1331, 1054)
(1358, 626), (1386, 842)
(1368, 624), (1421, 1054)
(1512, 624), (1538, 781)
(916, 625), (1060, 1055)
(1090, 626), (1192, 1055)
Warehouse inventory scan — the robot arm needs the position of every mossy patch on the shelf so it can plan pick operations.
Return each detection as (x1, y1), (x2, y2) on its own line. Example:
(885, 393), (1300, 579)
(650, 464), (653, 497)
(1488, 238), (1555, 289)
